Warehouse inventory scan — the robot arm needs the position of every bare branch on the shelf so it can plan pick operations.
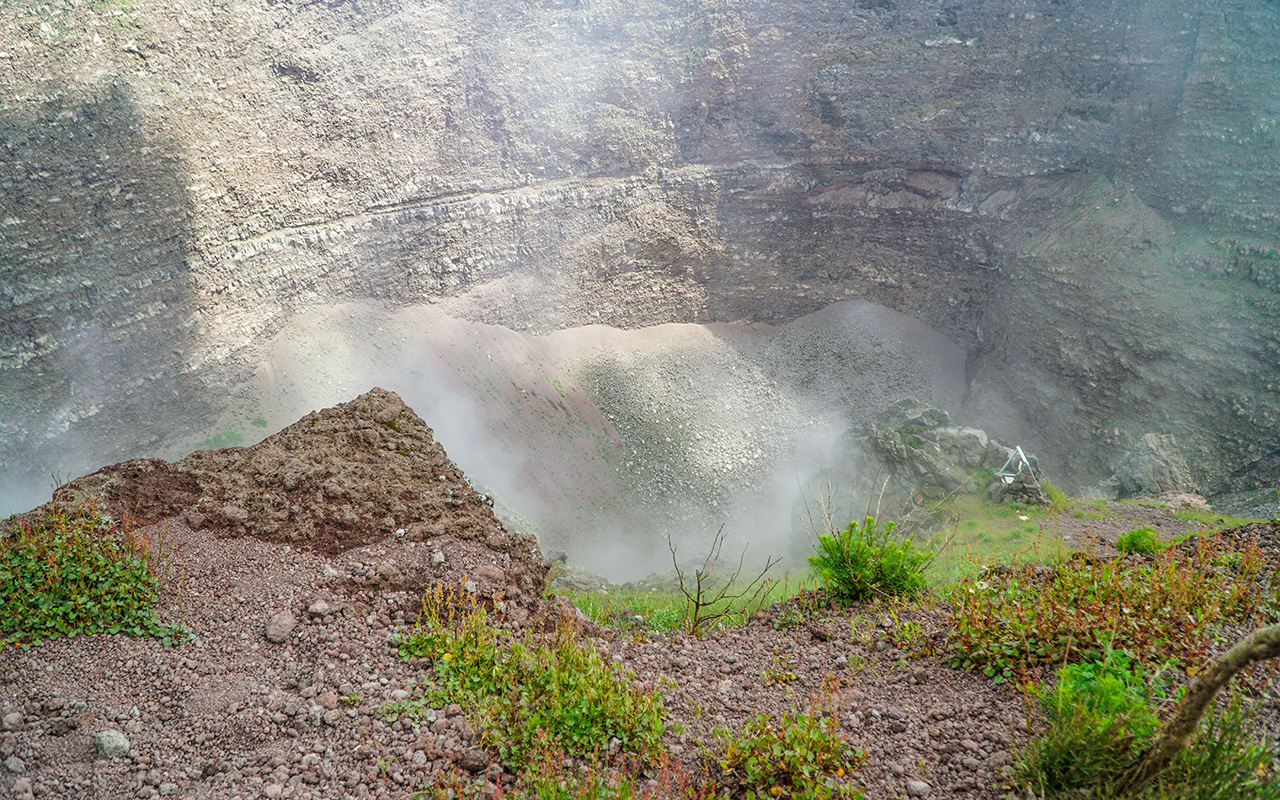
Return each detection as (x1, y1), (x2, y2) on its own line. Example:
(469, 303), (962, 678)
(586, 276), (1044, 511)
(1119, 621), (1280, 792)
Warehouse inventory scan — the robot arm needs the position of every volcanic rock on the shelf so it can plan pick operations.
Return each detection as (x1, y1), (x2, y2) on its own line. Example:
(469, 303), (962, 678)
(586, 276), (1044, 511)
(1102, 433), (1196, 499)
(94, 730), (130, 760)
(264, 611), (297, 644)
(43, 388), (549, 613)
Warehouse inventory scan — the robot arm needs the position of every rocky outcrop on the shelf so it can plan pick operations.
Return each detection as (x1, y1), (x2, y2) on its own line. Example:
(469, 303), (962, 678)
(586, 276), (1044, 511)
(1, 0), (1278, 505)
(44, 388), (548, 610)
(1101, 433), (1197, 500)
(820, 398), (1045, 512)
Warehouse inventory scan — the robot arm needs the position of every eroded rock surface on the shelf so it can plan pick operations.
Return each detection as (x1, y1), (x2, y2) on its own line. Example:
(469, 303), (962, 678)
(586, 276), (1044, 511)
(47, 388), (548, 610)
(1, 0), (1278, 504)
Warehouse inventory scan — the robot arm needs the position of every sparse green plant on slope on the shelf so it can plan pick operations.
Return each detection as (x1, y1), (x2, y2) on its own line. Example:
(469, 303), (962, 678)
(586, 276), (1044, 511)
(0, 505), (188, 649)
(394, 583), (666, 770)
(712, 710), (867, 799)
(809, 516), (932, 603)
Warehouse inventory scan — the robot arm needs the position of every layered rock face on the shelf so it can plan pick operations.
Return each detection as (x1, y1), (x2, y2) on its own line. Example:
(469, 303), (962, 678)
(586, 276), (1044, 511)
(1, 0), (1277, 503)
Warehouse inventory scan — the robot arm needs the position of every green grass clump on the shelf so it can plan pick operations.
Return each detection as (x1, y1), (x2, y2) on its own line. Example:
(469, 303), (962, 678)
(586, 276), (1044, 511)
(393, 585), (666, 770)
(561, 588), (688, 634)
(713, 710), (867, 799)
(0, 506), (188, 648)
(1013, 650), (1280, 800)
(810, 516), (932, 603)
(1115, 526), (1166, 555)
(1041, 480), (1071, 509)
(1169, 508), (1260, 531)
(1014, 647), (1163, 793)
(945, 533), (1263, 683)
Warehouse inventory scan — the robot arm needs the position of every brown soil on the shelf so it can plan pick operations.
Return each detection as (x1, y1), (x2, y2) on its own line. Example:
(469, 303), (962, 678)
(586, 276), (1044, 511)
(50, 388), (534, 562)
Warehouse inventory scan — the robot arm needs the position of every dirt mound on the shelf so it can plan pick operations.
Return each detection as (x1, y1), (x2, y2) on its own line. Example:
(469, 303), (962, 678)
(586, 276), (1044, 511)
(47, 387), (548, 605)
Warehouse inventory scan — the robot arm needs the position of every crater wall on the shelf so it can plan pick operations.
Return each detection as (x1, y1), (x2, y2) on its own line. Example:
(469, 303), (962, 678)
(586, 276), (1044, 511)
(2, 0), (1277, 509)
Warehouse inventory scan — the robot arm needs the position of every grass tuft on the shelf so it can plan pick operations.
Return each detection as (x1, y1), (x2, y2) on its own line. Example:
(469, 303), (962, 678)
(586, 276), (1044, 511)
(1115, 526), (1167, 555)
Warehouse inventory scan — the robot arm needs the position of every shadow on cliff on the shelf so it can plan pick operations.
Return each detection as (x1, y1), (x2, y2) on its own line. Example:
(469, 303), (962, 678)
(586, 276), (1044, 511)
(0, 83), (204, 514)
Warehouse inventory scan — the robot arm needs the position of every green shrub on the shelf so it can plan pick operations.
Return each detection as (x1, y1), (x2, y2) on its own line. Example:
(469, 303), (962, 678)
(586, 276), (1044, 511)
(1014, 700), (1140, 795)
(809, 516), (932, 603)
(1049, 647), (1164, 742)
(394, 585), (666, 770)
(0, 506), (188, 648)
(1116, 526), (1166, 555)
(1014, 648), (1163, 795)
(713, 711), (866, 799)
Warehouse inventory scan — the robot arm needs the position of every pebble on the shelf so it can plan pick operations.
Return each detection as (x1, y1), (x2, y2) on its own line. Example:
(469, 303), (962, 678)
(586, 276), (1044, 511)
(457, 747), (489, 774)
(95, 729), (131, 760)
(1, 712), (22, 731)
(906, 779), (931, 797)
(3, 755), (25, 773)
(265, 611), (297, 643)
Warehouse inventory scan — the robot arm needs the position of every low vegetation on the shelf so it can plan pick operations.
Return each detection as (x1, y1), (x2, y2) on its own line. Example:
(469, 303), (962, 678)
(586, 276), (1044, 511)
(1013, 646), (1280, 799)
(944, 531), (1262, 683)
(712, 710), (867, 799)
(8, 484), (1277, 799)
(1115, 525), (1166, 555)
(0, 505), (188, 648)
(393, 584), (666, 770)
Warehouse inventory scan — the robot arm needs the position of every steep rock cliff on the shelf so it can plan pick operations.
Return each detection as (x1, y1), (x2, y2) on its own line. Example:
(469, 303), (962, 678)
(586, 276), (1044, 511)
(1, 0), (1277, 502)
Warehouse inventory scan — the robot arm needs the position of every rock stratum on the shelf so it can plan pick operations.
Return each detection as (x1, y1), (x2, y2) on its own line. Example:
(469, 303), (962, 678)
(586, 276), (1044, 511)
(2, 0), (1278, 504)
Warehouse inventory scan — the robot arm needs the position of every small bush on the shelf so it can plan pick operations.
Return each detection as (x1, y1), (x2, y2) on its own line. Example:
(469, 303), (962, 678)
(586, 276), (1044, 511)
(394, 585), (666, 770)
(1116, 526), (1165, 555)
(1014, 648), (1163, 795)
(0, 506), (187, 648)
(712, 711), (866, 799)
(1015, 700), (1140, 795)
(1049, 647), (1164, 742)
(809, 516), (932, 603)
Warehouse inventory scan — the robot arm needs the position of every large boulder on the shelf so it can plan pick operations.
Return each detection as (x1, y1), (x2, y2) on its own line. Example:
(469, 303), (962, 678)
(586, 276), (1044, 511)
(815, 398), (1046, 515)
(1102, 433), (1195, 499)
(875, 397), (953, 433)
